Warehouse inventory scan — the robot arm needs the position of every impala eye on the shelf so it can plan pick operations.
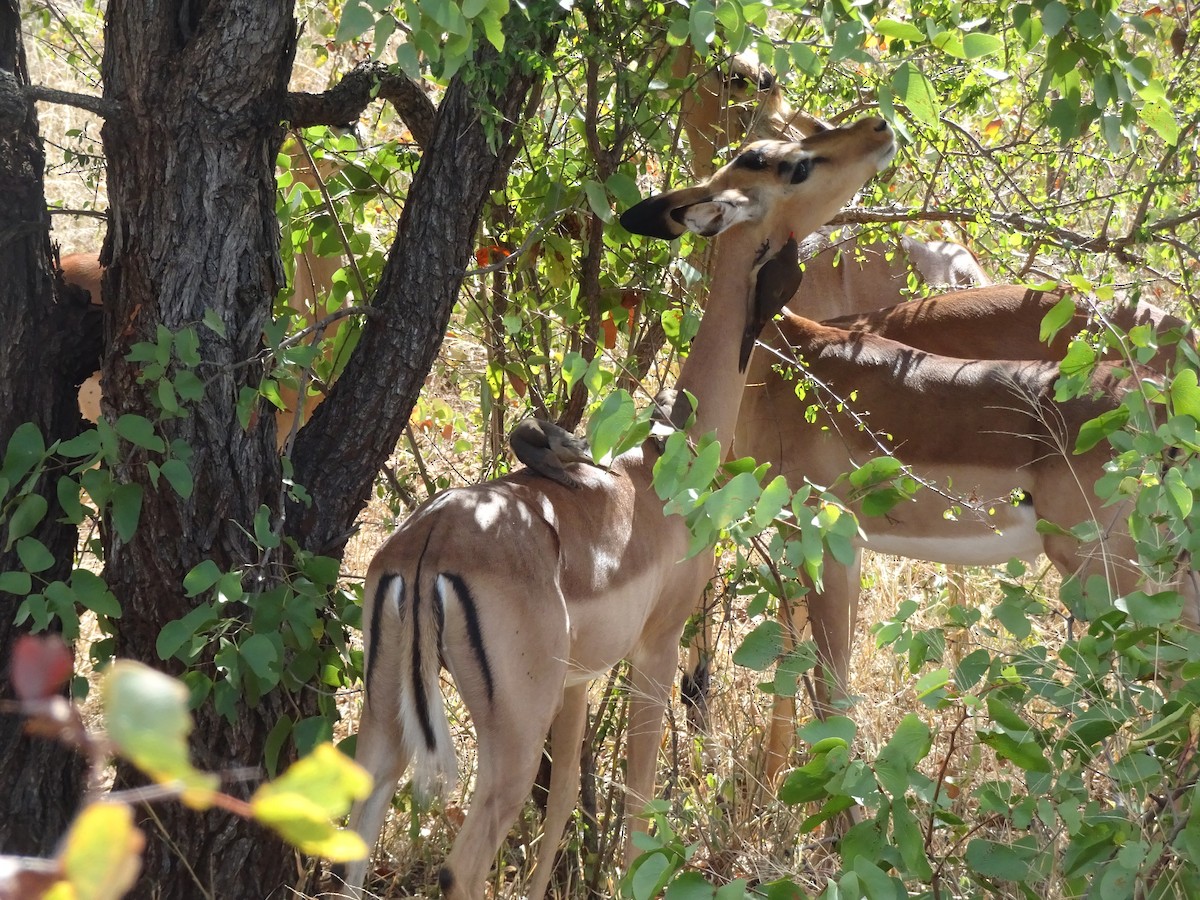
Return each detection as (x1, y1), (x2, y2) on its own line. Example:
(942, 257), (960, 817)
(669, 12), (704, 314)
(735, 148), (768, 170)
(789, 157), (813, 184)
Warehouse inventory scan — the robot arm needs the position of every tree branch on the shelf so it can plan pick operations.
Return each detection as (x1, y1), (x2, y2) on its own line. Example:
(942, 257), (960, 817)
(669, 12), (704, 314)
(284, 60), (437, 149)
(832, 203), (1199, 261)
(25, 83), (119, 118)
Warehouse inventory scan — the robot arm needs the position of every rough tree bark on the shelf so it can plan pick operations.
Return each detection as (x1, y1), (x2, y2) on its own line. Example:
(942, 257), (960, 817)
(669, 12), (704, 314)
(99, 2), (301, 896)
(0, 0), (99, 856)
(97, 0), (568, 895)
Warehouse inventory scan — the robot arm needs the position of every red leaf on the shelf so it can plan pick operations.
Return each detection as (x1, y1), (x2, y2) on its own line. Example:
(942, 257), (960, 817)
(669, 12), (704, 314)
(11, 635), (74, 701)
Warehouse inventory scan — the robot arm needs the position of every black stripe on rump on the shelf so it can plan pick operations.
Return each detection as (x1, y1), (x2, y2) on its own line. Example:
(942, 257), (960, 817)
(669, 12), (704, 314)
(443, 572), (495, 705)
(366, 572), (399, 702)
(413, 531), (438, 752)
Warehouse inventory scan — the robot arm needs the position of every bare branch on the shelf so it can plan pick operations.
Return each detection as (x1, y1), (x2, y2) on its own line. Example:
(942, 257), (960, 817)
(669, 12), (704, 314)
(832, 203), (1198, 261)
(48, 207), (107, 220)
(25, 83), (119, 118)
(284, 60), (437, 149)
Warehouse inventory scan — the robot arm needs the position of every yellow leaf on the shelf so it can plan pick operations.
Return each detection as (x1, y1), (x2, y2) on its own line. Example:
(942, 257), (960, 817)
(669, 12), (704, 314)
(57, 803), (143, 900)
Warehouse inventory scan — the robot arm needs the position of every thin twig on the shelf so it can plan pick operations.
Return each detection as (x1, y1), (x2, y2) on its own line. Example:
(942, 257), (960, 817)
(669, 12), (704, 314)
(48, 207), (107, 220)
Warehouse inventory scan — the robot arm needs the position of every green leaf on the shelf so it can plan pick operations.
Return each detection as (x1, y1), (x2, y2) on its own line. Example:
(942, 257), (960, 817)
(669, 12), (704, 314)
(1163, 466), (1194, 519)
(114, 415), (165, 453)
(110, 483), (144, 543)
(962, 31), (1004, 59)
(58, 429), (100, 460)
(480, 11), (505, 53)
(1041, 0), (1071, 37)
(732, 620), (783, 670)
(704, 471), (760, 530)
(336, 0), (376, 42)
(102, 660), (220, 800)
(798, 715), (857, 749)
(1171, 369), (1200, 420)
(17, 537), (55, 574)
(251, 743), (371, 860)
(892, 799), (933, 880)
(241, 633), (281, 681)
(689, 0), (716, 52)
(74, 569), (120, 618)
(1, 421), (45, 485)
(183, 559), (223, 597)
(875, 713), (932, 796)
(202, 307), (226, 338)
(156, 605), (212, 661)
(264, 715), (293, 779)
(606, 172), (642, 210)
(848, 455), (902, 490)
(663, 871), (716, 900)
(892, 62), (941, 126)
(587, 390), (637, 466)
(583, 181), (612, 223)
(1140, 99), (1178, 145)
(0, 570), (32, 595)
(875, 19), (925, 42)
(253, 505), (280, 550)
(1074, 406), (1129, 454)
(752, 475), (792, 530)
(1039, 295), (1076, 344)
(6, 493), (48, 550)
(57, 476), (86, 525)
(965, 838), (1035, 880)
(160, 459), (193, 500)
(158, 379), (179, 414)
(665, 16), (690, 47)
(1121, 590), (1185, 628)
(914, 667), (950, 702)
(980, 729), (1052, 773)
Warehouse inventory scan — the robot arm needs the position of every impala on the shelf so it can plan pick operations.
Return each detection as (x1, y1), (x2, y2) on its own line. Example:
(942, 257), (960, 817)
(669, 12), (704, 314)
(332, 118), (897, 899)
(735, 298), (1198, 719)
(670, 43), (992, 314)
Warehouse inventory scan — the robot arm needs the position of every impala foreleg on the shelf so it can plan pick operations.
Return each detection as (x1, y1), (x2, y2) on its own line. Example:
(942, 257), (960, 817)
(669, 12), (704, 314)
(806, 549), (863, 720)
(338, 699), (413, 898)
(526, 683), (590, 900)
(622, 637), (685, 863)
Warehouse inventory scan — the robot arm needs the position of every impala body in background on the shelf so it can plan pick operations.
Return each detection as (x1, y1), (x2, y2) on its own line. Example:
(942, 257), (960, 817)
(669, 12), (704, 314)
(670, 43), (992, 318)
(334, 118), (897, 899)
(736, 294), (1198, 718)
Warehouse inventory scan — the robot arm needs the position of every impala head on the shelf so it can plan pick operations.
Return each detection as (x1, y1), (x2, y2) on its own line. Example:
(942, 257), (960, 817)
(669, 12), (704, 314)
(620, 116), (895, 247)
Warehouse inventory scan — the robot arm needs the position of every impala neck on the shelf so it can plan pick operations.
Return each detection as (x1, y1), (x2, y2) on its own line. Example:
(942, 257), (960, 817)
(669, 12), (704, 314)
(673, 226), (776, 450)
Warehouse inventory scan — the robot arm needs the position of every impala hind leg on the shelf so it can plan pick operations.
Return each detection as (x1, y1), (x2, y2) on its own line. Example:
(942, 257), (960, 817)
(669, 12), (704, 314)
(438, 602), (571, 900)
(438, 681), (567, 899)
(526, 683), (590, 900)
(336, 701), (413, 898)
(807, 550), (862, 719)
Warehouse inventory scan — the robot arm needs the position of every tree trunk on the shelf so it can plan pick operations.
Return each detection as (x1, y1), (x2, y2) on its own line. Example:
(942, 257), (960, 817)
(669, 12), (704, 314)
(98, 0), (570, 894)
(0, 0), (97, 856)
(100, 2), (302, 896)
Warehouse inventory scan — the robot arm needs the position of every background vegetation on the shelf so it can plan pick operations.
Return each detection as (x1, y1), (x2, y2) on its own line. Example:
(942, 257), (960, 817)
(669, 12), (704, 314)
(5, 0), (1199, 897)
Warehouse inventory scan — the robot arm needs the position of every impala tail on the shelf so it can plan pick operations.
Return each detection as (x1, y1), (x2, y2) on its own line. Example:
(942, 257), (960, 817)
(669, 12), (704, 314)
(365, 553), (457, 804)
